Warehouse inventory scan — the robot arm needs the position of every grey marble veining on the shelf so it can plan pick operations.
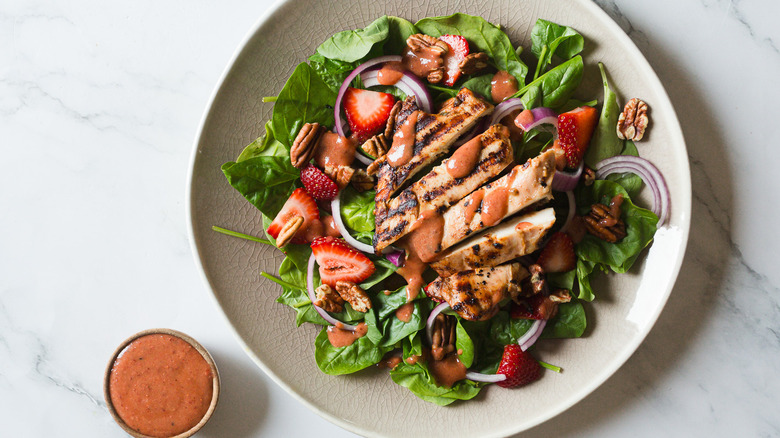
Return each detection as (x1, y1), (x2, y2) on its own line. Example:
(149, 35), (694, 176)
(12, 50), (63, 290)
(1, 1), (779, 437)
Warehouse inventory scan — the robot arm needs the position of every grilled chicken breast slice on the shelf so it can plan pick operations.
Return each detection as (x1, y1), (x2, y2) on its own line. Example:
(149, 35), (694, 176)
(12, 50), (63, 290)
(435, 149), (556, 255)
(372, 89), (493, 239)
(426, 262), (529, 321)
(374, 125), (513, 251)
(430, 208), (556, 277)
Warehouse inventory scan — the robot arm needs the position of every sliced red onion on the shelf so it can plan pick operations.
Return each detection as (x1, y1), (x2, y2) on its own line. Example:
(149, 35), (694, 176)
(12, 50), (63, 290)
(330, 193), (375, 254)
(551, 161), (584, 191)
(385, 249), (405, 267)
(465, 371), (507, 383)
(515, 107), (558, 132)
(425, 302), (450, 344)
(559, 191), (576, 233)
(335, 55), (403, 139)
(518, 319), (547, 351)
(354, 152), (374, 166)
(490, 98), (524, 126)
(360, 69), (433, 113)
(594, 156), (670, 226)
(306, 253), (357, 331)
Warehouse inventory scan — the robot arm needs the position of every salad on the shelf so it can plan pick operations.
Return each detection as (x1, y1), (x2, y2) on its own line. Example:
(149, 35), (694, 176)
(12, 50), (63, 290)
(217, 13), (668, 406)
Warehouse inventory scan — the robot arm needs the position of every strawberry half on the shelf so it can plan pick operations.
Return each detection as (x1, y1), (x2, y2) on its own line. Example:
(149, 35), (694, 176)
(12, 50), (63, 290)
(496, 344), (542, 388)
(311, 236), (376, 287)
(536, 232), (576, 273)
(266, 188), (320, 244)
(300, 164), (339, 201)
(552, 105), (598, 169)
(343, 87), (396, 143)
(439, 34), (469, 86)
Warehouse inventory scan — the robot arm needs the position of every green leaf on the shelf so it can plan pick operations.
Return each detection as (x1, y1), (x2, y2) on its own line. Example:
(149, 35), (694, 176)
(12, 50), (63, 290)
(488, 311), (534, 345)
(221, 156), (299, 218)
(542, 301), (587, 338)
(272, 62), (337, 149)
(548, 269), (576, 290)
(416, 13), (528, 86)
(585, 63), (623, 167)
(530, 19), (584, 71)
(314, 327), (390, 375)
(365, 287), (425, 347)
(576, 258), (598, 301)
(360, 257), (398, 291)
(512, 56), (584, 109)
(339, 186), (375, 233)
(236, 121), (287, 162)
(317, 16), (390, 62)
(386, 16), (419, 55)
(455, 320), (474, 368)
(575, 180), (658, 277)
(521, 83), (542, 109)
(460, 73), (493, 101)
(605, 141), (643, 199)
(308, 53), (359, 93)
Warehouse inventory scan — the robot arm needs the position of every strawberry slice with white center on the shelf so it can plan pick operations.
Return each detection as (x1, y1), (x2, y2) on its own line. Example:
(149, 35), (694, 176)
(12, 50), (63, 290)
(311, 236), (376, 287)
(266, 188), (320, 244)
(535, 232), (576, 273)
(552, 105), (598, 169)
(343, 87), (396, 143)
(496, 344), (542, 388)
(439, 34), (469, 86)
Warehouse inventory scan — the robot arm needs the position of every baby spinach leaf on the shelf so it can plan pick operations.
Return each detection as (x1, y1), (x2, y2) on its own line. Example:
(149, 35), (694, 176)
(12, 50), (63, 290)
(575, 180), (658, 276)
(521, 83), (542, 109)
(308, 53), (359, 93)
(386, 16), (419, 55)
(575, 258), (598, 301)
(360, 257), (398, 291)
(221, 156), (299, 218)
(236, 120), (287, 162)
(548, 269), (576, 290)
(314, 327), (390, 375)
(542, 301), (586, 338)
(390, 357), (482, 406)
(271, 62), (337, 149)
(558, 98), (598, 114)
(530, 19), (584, 75)
(455, 320), (474, 368)
(415, 13), (528, 86)
(512, 56), (583, 109)
(460, 73), (493, 101)
(585, 63), (623, 167)
(606, 141), (643, 199)
(339, 186), (375, 233)
(365, 287), (425, 347)
(316, 16), (390, 63)
(488, 311), (534, 345)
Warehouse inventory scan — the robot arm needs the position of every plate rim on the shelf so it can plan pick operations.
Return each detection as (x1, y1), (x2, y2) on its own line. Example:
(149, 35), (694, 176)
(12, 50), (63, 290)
(186, 1), (692, 436)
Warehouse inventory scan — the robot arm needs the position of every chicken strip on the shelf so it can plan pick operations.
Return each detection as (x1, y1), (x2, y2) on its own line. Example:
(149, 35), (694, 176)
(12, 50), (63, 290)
(430, 207), (556, 277)
(374, 125), (513, 251)
(425, 262), (529, 321)
(436, 149), (556, 255)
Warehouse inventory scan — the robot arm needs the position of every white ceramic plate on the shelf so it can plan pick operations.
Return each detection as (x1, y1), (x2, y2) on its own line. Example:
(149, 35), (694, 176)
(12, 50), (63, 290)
(187, 1), (691, 436)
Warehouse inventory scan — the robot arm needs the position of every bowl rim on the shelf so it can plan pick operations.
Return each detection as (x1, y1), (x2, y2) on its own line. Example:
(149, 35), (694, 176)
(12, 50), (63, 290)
(185, 1), (692, 436)
(103, 328), (221, 438)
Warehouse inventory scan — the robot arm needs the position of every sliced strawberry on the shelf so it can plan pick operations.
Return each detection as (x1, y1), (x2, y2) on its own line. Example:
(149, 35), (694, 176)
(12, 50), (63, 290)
(311, 236), (376, 287)
(300, 164), (339, 201)
(536, 232), (576, 273)
(439, 34), (469, 86)
(266, 188), (320, 244)
(343, 87), (396, 143)
(496, 344), (541, 388)
(552, 105), (598, 169)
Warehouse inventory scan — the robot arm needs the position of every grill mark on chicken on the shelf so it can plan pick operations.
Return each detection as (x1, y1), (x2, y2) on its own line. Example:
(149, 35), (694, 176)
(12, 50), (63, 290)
(374, 125), (512, 251)
(426, 263), (529, 321)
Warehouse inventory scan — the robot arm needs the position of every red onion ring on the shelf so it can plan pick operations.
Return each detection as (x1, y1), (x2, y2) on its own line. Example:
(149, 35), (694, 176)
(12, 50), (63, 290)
(594, 156), (670, 226)
(465, 371), (507, 383)
(306, 253), (357, 330)
(515, 107), (558, 132)
(518, 319), (547, 351)
(489, 98), (524, 126)
(551, 161), (584, 191)
(359, 69), (433, 114)
(330, 193), (375, 254)
(425, 302), (450, 344)
(559, 191), (576, 233)
(334, 55), (403, 139)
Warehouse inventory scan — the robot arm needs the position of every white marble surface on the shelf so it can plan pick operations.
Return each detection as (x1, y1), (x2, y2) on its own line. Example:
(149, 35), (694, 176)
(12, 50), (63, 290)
(1, 0), (778, 436)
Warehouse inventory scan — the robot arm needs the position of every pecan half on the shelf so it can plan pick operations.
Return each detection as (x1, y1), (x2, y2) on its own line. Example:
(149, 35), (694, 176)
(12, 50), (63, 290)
(323, 165), (355, 189)
(290, 122), (325, 168)
(275, 215), (303, 248)
(528, 264), (548, 296)
(583, 195), (627, 242)
(582, 166), (596, 186)
(350, 168), (375, 192)
(458, 52), (489, 75)
(314, 284), (344, 313)
(406, 34), (448, 83)
(430, 313), (457, 361)
(335, 281), (371, 313)
(617, 98), (649, 141)
(384, 101), (402, 138)
(362, 133), (390, 159)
